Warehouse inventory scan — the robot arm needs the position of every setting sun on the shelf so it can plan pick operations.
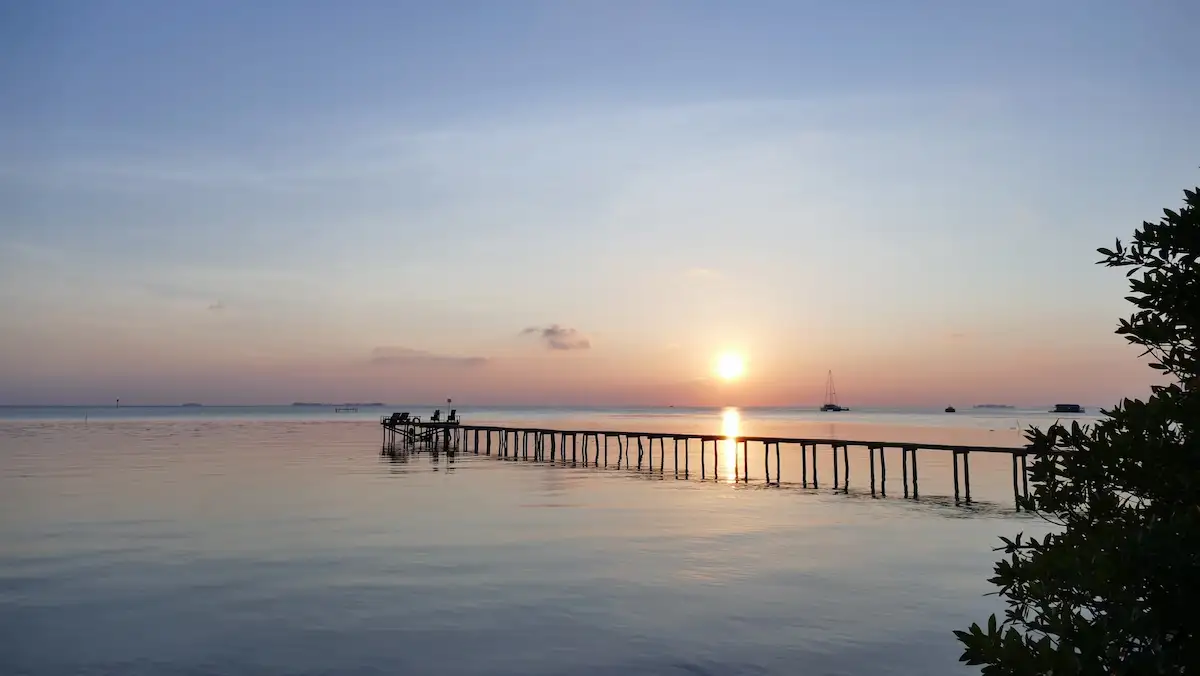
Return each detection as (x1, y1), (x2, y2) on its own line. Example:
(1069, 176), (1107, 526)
(715, 353), (746, 381)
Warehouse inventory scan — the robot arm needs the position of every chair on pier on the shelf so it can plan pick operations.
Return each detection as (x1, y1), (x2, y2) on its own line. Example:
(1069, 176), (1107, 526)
(384, 412), (410, 426)
(447, 410), (458, 424)
(430, 410), (442, 422)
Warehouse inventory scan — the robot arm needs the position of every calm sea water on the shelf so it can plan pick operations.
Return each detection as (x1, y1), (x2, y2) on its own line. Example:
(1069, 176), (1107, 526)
(0, 406), (1087, 675)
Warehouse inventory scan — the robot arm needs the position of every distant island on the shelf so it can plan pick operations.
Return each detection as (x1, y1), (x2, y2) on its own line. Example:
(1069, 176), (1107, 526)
(973, 404), (1015, 409)
(291, 402), (384, 407)
(180, 403), (203, 407)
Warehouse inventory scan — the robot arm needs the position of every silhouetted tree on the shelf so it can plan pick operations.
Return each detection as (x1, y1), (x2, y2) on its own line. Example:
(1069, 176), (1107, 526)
(956, 182), (1199, 674)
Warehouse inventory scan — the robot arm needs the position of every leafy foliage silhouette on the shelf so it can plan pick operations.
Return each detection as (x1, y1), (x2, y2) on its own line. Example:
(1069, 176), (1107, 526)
(956, 182), (1199, 674)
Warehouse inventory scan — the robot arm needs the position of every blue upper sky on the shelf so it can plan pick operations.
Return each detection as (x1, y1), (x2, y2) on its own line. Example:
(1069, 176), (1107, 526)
(1, 0), (1197, 405)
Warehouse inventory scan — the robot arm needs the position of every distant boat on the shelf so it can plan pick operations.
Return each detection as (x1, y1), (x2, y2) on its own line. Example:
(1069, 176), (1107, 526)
(973, 404), (1014, 409)
(1052, 404), (1085, 413)
(945, 406), (956, 413)
(820, 370), (848, 412)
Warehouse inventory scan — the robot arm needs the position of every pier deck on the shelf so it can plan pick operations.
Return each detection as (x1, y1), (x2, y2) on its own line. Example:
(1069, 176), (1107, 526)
(380, 416), (1034, 508)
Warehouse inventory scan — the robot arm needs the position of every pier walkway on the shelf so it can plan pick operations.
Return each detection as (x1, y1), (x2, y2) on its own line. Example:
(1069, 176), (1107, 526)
(380, 414), (1034, 508)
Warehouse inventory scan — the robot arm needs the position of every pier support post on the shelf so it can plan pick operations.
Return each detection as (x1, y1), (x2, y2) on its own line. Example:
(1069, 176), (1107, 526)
(775, 443), (781, 485)
(832, 444), (840, 489)
(880, 447), (887, 495)
(742, 440), (749, 483)
(953, 451), (961, 503)
(909, 447), (920, 498)
(801, 444), (808, 487)
(842, 445), (849, 491)
(763, 442), (769, 484)
(963, 451), (971, 503)
(902, 447), (909, 497)
(869, 446), (877, 495)
(1021, 453), (1029, 502)
(1011, 454), (1020, 509)
(811, 444), (819, 488)
(684, 438), (690, 476)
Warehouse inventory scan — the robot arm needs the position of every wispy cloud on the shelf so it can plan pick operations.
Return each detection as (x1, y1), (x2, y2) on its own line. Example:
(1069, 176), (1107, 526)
(520, 325), (592, 351)
(368, 346), (488, 367)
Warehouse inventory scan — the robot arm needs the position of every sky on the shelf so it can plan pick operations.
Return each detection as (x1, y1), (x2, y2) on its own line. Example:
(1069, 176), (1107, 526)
(1, 0), (1197, 407)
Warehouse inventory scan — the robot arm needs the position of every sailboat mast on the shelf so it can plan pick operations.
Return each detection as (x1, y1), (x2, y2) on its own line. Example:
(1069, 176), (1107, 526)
(825, 370), (838, 407)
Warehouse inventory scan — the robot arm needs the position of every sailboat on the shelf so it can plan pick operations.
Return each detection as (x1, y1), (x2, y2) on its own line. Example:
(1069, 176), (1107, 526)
(820, 370), (848, 412)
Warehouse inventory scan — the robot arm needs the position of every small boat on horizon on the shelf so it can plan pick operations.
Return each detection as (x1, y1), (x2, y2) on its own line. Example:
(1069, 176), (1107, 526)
(1051, 404), (1085, 413)
(945, 406), (956, 413)
(820, 370), (848, 412)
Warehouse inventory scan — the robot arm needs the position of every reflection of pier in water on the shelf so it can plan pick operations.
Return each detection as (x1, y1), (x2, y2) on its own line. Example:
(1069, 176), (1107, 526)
(380, 414), (1034, 509)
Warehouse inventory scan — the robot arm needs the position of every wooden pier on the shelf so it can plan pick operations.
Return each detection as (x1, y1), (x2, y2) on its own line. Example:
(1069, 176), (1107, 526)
(379, 414), (1035, 508)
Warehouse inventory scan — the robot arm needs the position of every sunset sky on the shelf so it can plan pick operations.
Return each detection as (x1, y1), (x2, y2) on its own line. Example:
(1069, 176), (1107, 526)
(1, 1), (1197, 407)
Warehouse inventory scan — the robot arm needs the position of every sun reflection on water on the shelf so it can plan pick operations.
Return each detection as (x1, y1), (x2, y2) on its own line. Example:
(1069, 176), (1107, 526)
(721, 407), (739, 483)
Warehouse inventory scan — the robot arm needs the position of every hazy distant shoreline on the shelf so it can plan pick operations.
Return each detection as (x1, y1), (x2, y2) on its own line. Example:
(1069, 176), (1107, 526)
(0, 403), (1079, 411)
